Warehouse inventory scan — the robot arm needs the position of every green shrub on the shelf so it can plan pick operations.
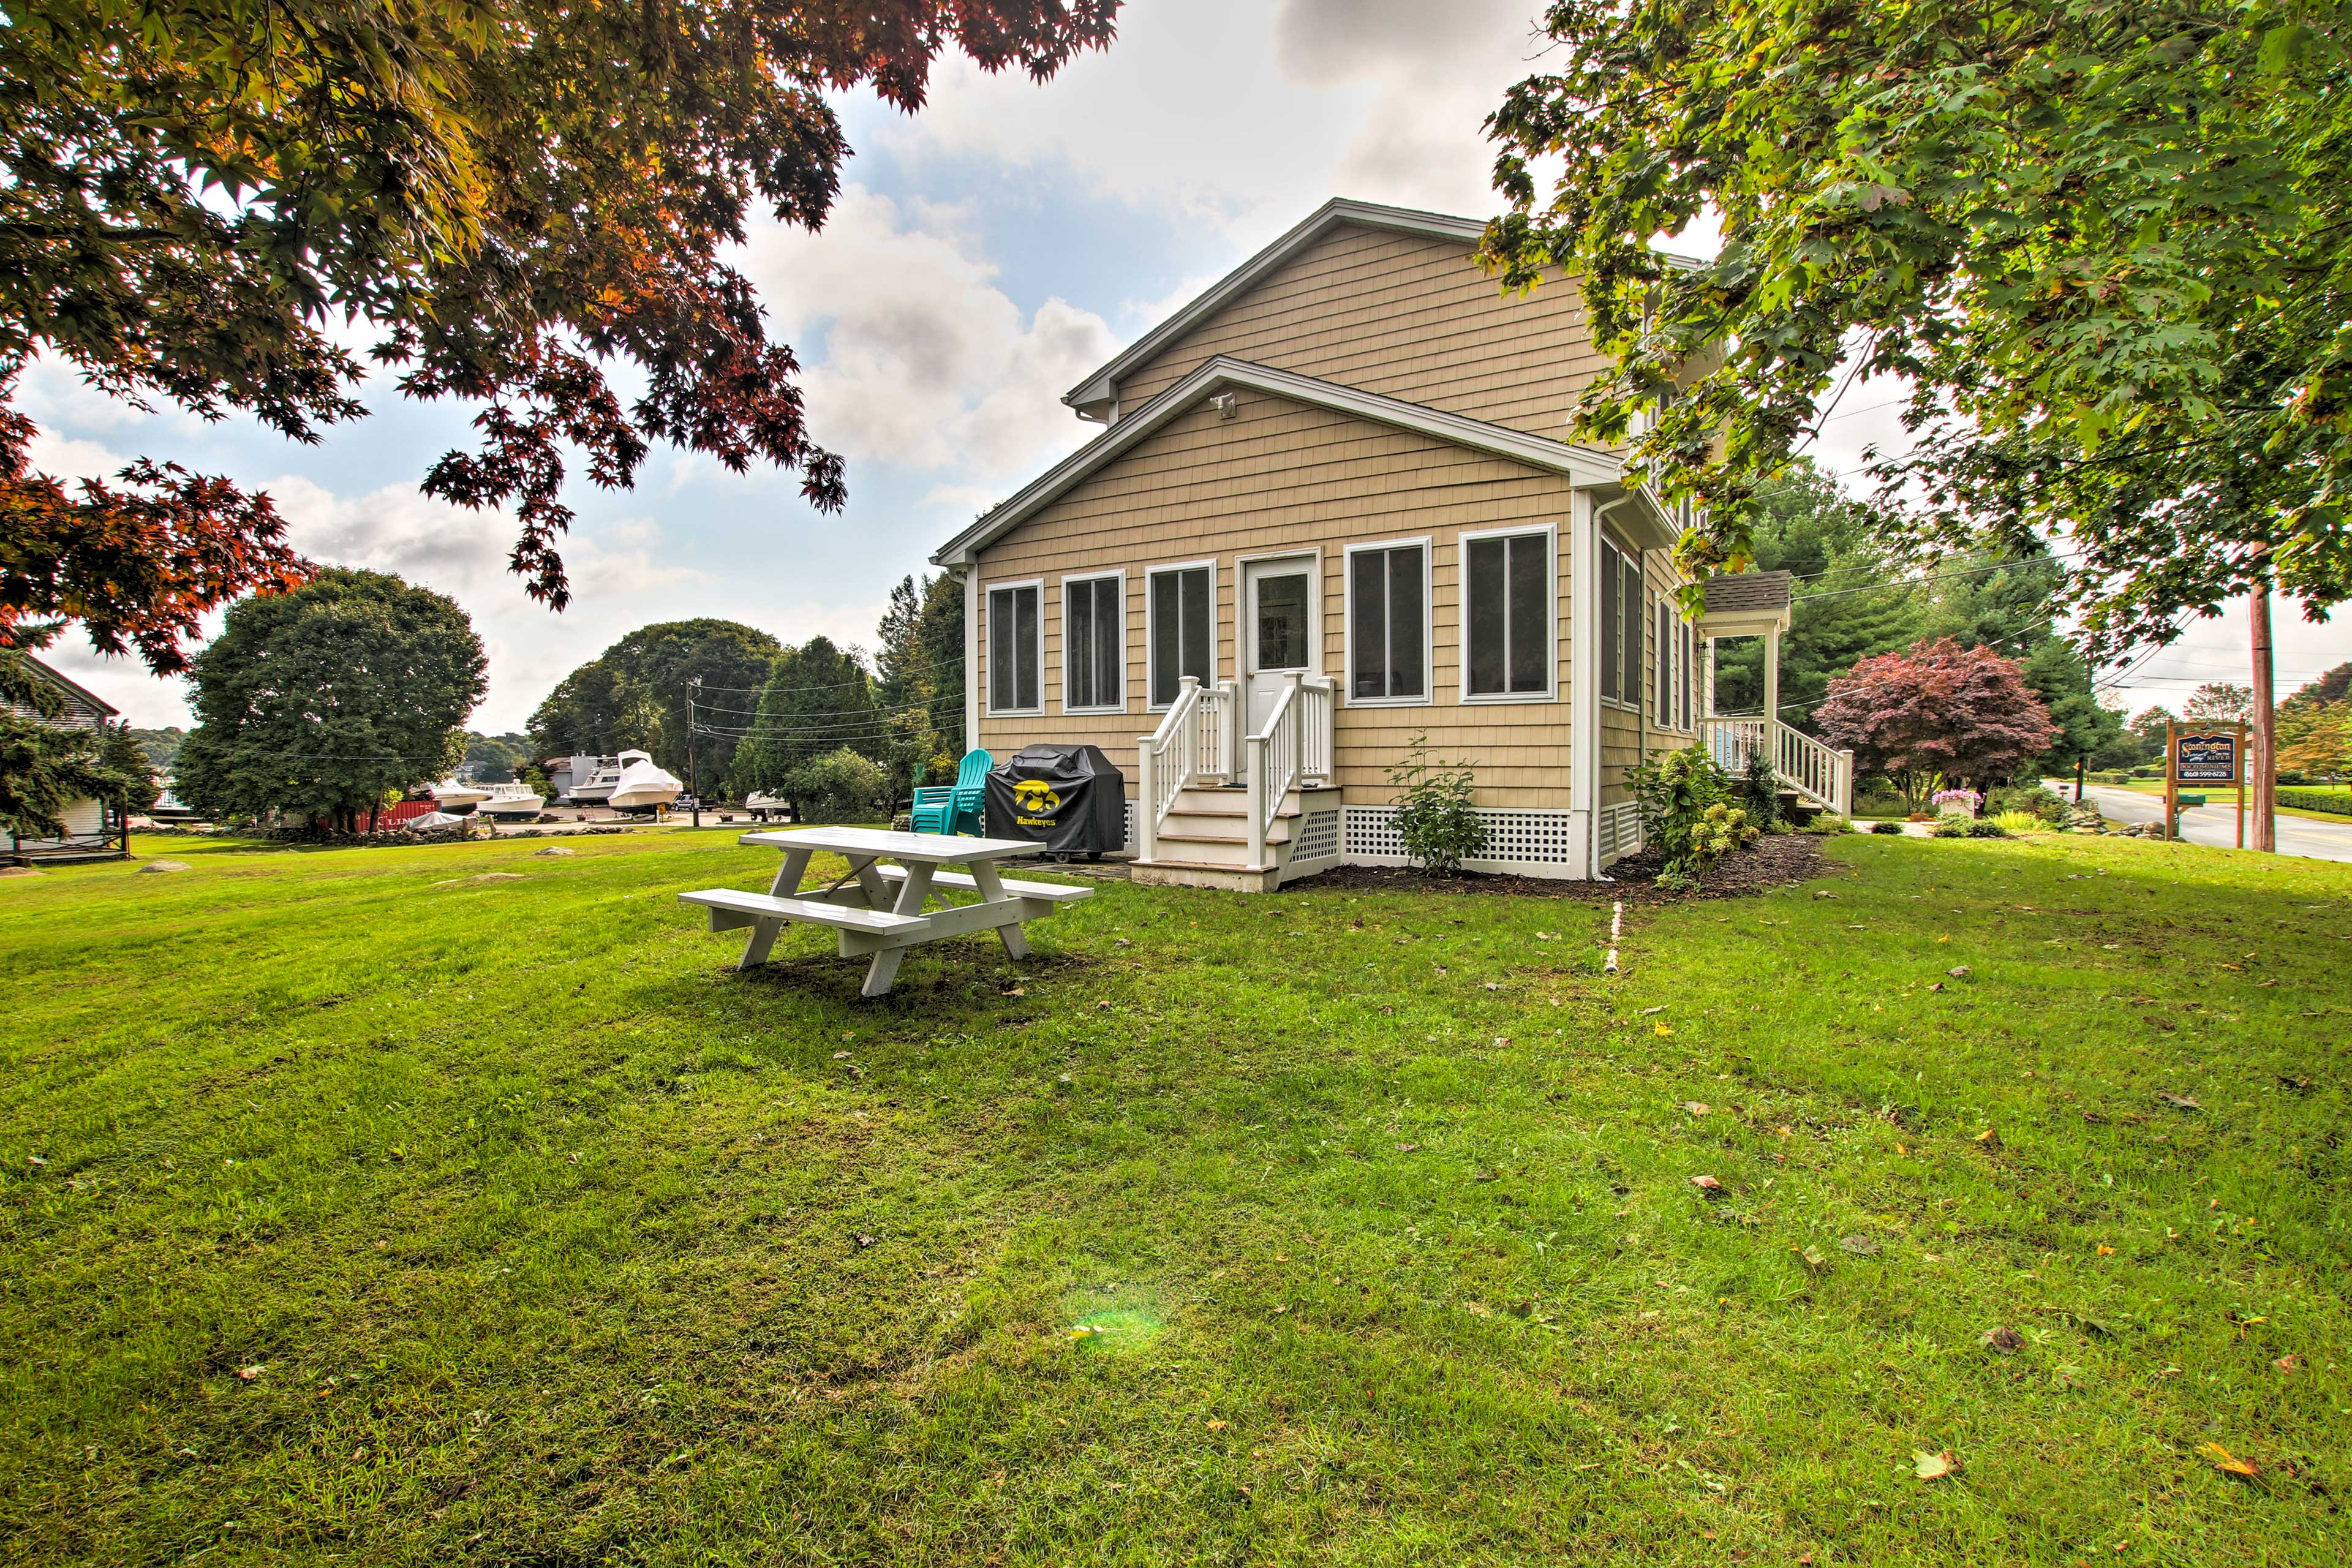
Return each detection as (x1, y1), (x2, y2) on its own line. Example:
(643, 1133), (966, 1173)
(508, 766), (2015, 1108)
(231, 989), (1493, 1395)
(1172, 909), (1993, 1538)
(1803, 812), (1854, 835)
(1870, 820), (1904, 835)
(1967, 818), (2008, 838)
(2277, 787), (2352, 817)
(1990, 810), (2044, 833)
(1932, 818), (1969, 838)
(1629, 746), (1758, 888)
(1991, 782), (2066, 821)
(786, 747), (889, 819)
(1385, 733), (1489, 874)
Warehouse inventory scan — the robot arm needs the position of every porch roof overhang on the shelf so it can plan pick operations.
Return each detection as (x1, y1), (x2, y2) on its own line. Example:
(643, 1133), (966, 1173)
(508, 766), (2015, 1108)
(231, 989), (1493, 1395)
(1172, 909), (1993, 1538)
(930, 356), (1660, 568)
(1693, 570), (1795, 638)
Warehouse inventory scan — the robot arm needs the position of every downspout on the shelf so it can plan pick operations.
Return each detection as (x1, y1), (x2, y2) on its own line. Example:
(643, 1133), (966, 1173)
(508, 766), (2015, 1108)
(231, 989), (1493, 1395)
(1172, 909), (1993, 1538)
(961, 565), (981, 759)
(1585, 494), (1646, 880)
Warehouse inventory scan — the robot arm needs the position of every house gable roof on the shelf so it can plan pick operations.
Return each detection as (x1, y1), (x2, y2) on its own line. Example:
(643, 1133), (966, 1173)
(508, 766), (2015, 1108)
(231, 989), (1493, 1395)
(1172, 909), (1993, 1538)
(1061, 199), (1490, 418)
(1065, 196), (1704, 421)
(932, 356), (1645, 568)
(12, 652), (119, 720)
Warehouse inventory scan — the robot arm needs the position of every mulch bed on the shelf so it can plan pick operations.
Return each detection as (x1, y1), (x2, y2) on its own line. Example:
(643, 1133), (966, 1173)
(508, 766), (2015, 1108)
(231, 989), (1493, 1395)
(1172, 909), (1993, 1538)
(1297, 829), (1837, 904)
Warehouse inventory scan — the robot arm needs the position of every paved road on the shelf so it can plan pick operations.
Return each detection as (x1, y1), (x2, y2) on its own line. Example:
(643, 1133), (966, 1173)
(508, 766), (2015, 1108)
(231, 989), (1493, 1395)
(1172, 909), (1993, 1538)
(2047, 781), (2352, 864)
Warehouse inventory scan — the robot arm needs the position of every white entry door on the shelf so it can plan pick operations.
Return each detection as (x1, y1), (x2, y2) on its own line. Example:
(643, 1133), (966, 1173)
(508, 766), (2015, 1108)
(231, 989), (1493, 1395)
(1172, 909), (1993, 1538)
(1240, 556), (1316, 773)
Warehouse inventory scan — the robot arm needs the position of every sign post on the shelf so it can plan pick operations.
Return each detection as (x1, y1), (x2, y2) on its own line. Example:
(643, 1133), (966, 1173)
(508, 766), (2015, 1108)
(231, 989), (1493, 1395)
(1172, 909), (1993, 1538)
(2165, 720), (2177, 841)
(2172, 724), (2244, 844)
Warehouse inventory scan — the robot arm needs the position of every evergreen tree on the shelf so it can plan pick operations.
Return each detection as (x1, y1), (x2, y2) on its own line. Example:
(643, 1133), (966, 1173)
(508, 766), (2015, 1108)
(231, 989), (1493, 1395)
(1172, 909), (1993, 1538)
(528, 620), (783, 794)
(0, 651), (156, 837)
(734, 637), (876, 816)
(175, 570), (486, 832)
(1712, 466), (1920, 726)
(916, 573), (968, 760)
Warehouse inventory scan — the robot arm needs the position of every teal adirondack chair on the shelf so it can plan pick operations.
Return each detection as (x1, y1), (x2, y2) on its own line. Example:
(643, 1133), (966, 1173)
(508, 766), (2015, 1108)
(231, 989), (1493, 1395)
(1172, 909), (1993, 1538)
(911, 748), (991, 836)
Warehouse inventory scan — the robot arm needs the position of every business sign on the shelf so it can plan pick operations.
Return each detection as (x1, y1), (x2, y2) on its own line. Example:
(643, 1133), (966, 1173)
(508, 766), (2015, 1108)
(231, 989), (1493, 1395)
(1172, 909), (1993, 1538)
(2176, 731), (2241, 784)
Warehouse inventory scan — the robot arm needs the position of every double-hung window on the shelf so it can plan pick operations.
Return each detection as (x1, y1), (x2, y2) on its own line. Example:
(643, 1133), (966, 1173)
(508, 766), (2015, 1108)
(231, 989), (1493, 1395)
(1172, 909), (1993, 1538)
(1681, 620), (1698, 728)
(1655, 597), (1675, 726)
(1346, 540), (1429, 703)
(1462, 527), (1553, 699)
(1599, 537), (1643, 706)
(986, 580), (1042, 715)
(1061, 572), (1125, 713)
(1147, 562), (1216, 707)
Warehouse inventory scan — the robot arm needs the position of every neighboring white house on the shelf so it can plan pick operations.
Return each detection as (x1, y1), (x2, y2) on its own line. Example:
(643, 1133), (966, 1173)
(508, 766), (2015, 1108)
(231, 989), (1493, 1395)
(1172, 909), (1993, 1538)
(4, 654), (130, 865)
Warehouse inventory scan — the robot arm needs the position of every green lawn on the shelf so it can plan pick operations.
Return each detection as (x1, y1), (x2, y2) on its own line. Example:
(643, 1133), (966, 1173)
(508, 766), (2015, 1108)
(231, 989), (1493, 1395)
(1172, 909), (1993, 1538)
(4, 829), (2348, 1565)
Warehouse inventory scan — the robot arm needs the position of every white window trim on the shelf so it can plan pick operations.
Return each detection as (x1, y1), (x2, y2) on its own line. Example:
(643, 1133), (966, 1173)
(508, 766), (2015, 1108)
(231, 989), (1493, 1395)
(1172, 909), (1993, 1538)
(1144, 557), (1220, 713)
(1457, 522), (1559, 705)
(982, 576), (1045, 717)
(1059, 568), (1128, 715)
(1599, 534), (1643, 715)
(1341, 535), (1436, 708)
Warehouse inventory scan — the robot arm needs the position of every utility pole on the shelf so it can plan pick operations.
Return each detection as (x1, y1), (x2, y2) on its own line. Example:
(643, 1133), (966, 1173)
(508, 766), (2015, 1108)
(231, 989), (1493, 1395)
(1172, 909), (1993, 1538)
(2250, 579), (2276, 852)
(687, 677), (701, 829)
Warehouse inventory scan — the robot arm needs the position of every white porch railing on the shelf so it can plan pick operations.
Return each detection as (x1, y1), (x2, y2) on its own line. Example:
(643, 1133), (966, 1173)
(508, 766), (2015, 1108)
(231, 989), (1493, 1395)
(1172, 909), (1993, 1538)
(1135, 676), (1237, 860)
(1699, 714), (1853, 816)
(1136, 672), (1333, 864)
(1243, 673), (1336, 869)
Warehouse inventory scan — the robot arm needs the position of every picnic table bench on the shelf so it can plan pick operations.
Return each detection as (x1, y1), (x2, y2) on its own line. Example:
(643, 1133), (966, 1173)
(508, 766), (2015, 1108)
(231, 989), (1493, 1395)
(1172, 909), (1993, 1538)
(680, 826), (1091, 997)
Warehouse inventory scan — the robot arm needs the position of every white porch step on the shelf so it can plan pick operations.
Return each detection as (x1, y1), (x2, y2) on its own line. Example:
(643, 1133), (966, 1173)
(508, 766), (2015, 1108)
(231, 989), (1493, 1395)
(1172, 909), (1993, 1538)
(1130, 858), (1283, 894)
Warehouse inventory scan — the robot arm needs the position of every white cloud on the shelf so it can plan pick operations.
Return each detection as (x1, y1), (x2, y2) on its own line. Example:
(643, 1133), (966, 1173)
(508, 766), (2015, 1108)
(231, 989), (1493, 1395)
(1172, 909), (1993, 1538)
(737, 186), (1115, 484)
(865, 0), (1545, 238)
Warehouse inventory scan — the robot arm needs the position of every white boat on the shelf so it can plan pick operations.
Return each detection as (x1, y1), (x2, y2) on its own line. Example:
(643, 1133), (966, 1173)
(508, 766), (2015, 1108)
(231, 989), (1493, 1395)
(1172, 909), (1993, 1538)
(475, 781), (546, 820)
(432, 778), (491, 810)
(608, 755), (684, 812)
(744, 791), (793, 821)
(560, 749), (651, 805)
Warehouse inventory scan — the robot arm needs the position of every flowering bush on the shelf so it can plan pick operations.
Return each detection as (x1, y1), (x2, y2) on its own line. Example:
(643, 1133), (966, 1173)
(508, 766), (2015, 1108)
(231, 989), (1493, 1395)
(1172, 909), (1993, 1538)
(1932, 788), (1982, 816)
(1627, 746), (1759, 889)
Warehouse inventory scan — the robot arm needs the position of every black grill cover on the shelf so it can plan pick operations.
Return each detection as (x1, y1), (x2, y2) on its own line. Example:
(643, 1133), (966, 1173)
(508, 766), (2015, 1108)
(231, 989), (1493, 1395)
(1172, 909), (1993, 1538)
(984, 744), (1126, 853)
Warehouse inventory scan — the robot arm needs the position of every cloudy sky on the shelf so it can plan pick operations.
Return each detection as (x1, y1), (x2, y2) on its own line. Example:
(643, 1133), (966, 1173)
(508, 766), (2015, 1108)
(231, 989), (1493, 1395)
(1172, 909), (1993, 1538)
(26, 0), (2341, 733)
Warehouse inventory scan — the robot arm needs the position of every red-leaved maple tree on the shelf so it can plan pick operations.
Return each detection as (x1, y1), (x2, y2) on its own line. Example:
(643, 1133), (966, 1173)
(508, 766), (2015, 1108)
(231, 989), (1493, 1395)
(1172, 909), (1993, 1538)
(1815, 638), (2062, 805)
(1, 0), (1121, 672)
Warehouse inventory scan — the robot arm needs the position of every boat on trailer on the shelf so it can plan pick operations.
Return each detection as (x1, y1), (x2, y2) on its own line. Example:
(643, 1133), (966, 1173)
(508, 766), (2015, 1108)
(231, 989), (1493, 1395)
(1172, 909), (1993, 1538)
(608, 756), (684, 813)
(474, 781), (546, 821)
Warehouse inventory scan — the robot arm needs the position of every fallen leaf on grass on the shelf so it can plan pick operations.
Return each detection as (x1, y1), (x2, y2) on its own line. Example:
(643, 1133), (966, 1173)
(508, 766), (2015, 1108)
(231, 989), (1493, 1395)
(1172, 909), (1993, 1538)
(1981, 1327), (2022, 1354)
(2199, 1442), (2260, 1478)
(1001, 987), (1026, 997)
(832, 1050), (852, 1060)
(1680, 1101), (1710, 1117)
(2156, 1092), (2201, 1109)
(2097, 1243), (2116, 1256)
(235, 1366), (263, 1382)
(1206, 1420), (1229, 1431)
(1689, 1174), (1723, 1193)
(853, 1233), (878, 1248)
(1974, 1128), (2001, 1148)
(1947, 965), (1972, 979)
(2276, 1355), (2301, 1373)
(1839, 1235), (1880, 1256)
(1639, 1005), (1668, 1015)
(1654, 1023), (1675, 1038)
(1913, 1450), (1958, 1481)
(1800, 1245), (1828, 1270)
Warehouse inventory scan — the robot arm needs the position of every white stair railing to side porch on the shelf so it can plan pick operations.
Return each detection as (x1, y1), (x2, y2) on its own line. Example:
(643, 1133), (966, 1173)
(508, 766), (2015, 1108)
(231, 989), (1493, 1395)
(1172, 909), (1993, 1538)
(1242, 673), (1336, 870)
(1698, 714), (1853, 816)
(1135, 676), (1237, 860)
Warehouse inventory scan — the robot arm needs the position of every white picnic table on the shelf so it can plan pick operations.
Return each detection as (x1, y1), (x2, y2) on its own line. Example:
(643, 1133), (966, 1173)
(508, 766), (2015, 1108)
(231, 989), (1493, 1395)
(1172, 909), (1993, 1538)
(680, 826), (1091, 998)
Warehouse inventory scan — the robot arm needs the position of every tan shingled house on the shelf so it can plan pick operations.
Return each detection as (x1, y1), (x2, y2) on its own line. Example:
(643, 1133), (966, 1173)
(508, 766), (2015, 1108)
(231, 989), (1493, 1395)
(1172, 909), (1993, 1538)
(930, 199), (1847, 889)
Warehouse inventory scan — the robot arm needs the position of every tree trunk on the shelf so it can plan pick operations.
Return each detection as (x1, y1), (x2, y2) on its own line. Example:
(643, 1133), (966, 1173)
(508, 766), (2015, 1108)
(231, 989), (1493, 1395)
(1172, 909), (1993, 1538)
(2252, 582), (2276, 853)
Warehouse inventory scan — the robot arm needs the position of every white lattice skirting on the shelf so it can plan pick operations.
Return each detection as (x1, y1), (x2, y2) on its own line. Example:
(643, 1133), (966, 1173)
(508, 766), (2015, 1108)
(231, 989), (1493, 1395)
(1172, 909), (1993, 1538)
(1116, 798), (1637, 880)
(1343, 804), (1597, 880)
